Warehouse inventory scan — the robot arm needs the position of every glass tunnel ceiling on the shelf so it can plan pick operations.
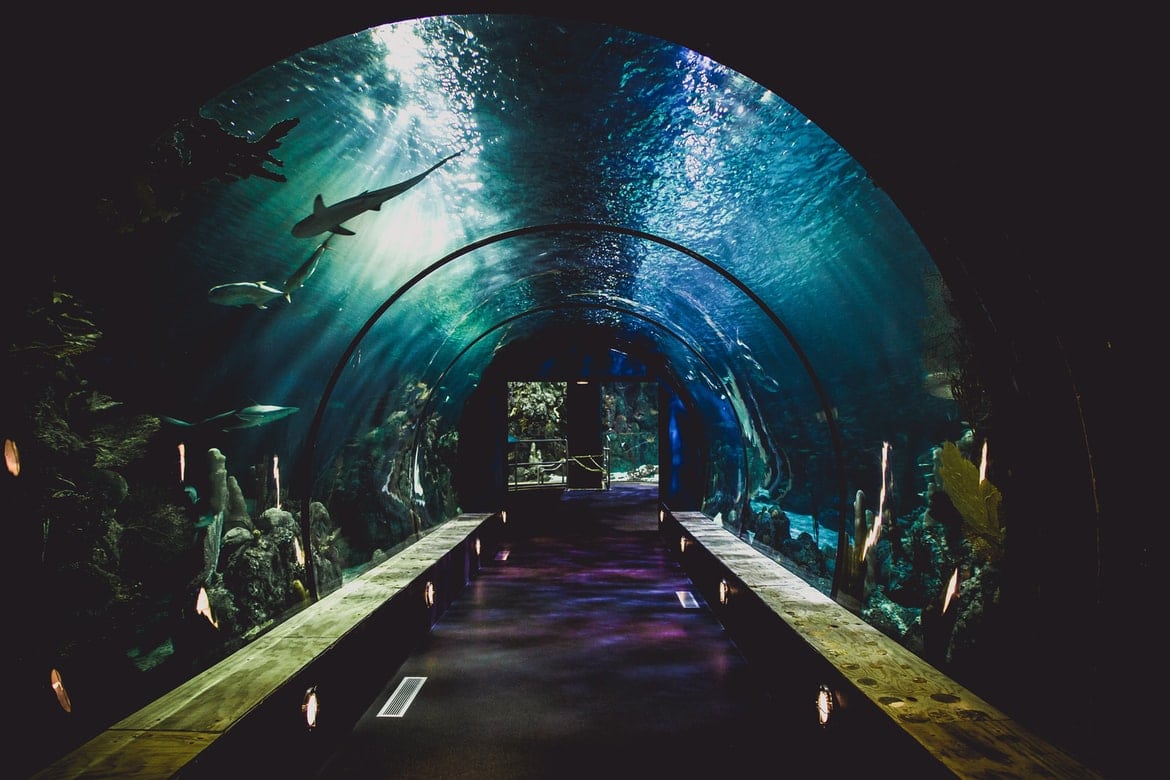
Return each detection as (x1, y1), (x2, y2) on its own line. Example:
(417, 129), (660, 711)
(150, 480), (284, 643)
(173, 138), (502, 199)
(147, 14), (956, 510)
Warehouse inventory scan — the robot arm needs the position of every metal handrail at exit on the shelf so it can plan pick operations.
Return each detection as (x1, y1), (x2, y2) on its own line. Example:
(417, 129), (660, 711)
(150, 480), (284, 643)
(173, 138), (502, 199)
(506, 438), (610, 489)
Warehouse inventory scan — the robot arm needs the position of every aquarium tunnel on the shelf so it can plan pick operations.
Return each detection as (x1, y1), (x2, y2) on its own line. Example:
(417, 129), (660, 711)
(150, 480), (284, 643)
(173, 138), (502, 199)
(9, 8), (1127, 779)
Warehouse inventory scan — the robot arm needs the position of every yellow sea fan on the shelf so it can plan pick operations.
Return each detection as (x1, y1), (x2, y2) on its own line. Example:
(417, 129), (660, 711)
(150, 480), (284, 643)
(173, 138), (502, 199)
(938, 440), (1005, 563)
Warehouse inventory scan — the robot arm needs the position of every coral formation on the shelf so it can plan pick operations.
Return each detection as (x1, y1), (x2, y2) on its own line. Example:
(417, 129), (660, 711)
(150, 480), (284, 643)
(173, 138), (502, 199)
(8, 290), (355, 755)
(740, 430), (1009, 706)
(96, 116), (300, 233)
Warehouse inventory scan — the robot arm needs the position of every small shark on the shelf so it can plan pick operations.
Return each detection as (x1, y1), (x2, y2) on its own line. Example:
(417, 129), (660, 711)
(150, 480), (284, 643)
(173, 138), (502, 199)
(290, 149), (463, 238)
(208, 281), (286, 309)
(281, 236), (331, 301)
(161, 404), (299, 432)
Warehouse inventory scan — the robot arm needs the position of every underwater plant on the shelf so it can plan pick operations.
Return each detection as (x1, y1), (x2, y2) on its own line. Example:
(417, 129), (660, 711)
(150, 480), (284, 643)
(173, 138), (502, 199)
(937, 440), (1004, 564)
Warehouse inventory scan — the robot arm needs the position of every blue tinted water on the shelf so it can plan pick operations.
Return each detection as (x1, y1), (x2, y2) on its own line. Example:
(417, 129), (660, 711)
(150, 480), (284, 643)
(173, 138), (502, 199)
(90, 13), (958, 510)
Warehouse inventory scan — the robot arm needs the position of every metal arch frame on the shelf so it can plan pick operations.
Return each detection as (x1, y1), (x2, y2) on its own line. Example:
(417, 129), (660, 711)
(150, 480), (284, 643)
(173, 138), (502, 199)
(407, 276), (786, 522)
(403, 298), (746, 507)
(298, 222), (849, 599)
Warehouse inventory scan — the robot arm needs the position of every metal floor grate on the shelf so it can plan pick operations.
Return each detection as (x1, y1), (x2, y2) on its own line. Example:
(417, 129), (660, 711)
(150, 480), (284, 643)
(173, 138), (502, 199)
(377, 676), (427, 718)
(676, 591), (700, 609)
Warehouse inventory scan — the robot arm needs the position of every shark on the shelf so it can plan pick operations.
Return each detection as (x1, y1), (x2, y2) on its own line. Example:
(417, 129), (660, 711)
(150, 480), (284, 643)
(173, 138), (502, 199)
(208, 281), (286, 309)
(161, 404), (299, 432)
(281, 236), (331, 301)
(290, 149), (463, 238)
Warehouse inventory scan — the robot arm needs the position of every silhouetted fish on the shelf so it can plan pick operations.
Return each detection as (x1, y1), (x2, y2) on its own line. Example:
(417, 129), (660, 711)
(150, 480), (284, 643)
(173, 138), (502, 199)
(208, 281), (285, 309)
(282, 236), (331, 301)
(290, 150), (463, 238)
(160, 404), (299, 432)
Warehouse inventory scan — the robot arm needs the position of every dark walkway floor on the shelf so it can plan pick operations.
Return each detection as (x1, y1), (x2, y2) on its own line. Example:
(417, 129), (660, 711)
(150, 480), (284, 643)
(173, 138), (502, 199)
(311, 483), (793, 778)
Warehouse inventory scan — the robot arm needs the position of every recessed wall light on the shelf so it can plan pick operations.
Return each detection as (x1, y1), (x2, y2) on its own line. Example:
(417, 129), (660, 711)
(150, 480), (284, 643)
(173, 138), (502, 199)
(302, 686), (320, 729)
(49, 668), (72, 713)
(816, 684), (835, 727)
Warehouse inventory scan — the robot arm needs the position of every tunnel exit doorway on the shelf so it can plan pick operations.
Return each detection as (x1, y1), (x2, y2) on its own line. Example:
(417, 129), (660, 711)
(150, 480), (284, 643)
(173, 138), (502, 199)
(505, 380), (659, 490)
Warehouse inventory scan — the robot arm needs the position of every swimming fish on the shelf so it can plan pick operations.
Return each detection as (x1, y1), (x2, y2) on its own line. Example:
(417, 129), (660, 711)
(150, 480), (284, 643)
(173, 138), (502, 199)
(282, 236), (331, 301)
(922, 370), (955, 400)
(160, 404), (299, 432)
(208, 280), (286, 309)
(290, 150), (463, 238)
